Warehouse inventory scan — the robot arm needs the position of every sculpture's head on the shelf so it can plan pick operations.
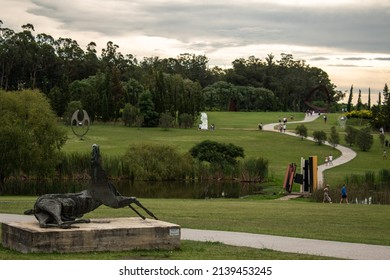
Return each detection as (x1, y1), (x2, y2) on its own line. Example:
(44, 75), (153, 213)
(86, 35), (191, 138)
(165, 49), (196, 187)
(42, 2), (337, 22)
(91, 144), (101, 165)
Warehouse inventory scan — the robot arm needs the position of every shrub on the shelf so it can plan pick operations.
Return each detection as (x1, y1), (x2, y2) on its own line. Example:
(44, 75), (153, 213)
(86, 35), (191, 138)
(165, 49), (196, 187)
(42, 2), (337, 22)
(328, 126), (340, 148)
(313, 130), (327, 145)
(159, 112), (175, 130)
(345, 110), (373, 119)
(345, 126), (358, 146)
(239, 158), (269, 182)
(0, 90), (67, 186)
(190, 140), (244, 168)
(122, 143), (193, 181)
(179, 113), (194, 128)
(356, 127), (373, 151)
(295, 124), (308, 140)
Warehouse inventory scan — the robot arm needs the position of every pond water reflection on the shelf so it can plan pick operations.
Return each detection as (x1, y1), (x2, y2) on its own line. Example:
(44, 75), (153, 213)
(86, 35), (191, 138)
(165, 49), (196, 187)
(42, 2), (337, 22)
(1, 179), (263, 199)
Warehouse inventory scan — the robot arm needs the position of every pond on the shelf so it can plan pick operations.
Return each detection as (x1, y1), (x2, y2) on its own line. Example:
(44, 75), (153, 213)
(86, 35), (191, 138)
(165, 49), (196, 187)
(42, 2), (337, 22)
(115, 180), (263, 199)
(1, 179), (264, 199)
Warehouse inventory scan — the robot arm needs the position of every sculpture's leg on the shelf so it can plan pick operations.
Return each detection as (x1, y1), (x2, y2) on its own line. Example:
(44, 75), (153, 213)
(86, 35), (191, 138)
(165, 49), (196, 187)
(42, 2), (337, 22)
(131, 198), (158, 220)
(34, 212), (52, 228)
(111, 196), (158, 220)
(35, 199), (64, 227)
(58, 218), (91, 228)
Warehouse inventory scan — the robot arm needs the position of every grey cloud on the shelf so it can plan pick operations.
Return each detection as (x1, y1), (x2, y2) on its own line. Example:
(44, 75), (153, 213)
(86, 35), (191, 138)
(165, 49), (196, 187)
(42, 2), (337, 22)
(310, 57), (330, 61)
(27, 1), (390, 54)
(328, 64), (372, 67)
(343, 57), (367, 61)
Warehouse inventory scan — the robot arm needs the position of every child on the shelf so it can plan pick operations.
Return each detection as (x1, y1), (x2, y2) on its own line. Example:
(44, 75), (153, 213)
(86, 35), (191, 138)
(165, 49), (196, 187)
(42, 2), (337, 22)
(323, 185), (332, 203)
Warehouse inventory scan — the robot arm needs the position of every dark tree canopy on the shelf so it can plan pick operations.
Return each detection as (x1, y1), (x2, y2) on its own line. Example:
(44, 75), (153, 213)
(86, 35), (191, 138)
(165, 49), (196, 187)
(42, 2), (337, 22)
(190, 140), (244, 167)
(0, 22), (345, 127)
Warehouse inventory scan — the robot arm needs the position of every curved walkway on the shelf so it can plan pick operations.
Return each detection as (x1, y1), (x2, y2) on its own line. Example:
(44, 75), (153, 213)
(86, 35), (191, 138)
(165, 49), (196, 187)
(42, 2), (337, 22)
(262, 114), (357, 187)
(0, 214), (389, 259)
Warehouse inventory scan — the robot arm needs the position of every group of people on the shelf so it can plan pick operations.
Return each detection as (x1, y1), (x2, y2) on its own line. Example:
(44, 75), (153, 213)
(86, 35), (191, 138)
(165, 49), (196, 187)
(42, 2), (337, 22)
(324, 155), (333, 166)
(277, 117), (288, 133)
(323, 184), (348, 204)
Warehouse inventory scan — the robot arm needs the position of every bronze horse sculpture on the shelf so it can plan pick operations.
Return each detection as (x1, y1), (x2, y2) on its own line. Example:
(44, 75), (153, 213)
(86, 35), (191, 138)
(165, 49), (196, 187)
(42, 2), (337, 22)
(25, 144), (158, 228)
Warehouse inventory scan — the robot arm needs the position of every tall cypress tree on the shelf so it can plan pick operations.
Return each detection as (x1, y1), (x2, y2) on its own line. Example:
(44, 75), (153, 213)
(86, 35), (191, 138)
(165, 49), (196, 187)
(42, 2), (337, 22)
(347, 84), (353, 112)
(356, 89), (362, 111)
(382, 84), (390, 130)
(368, 88), (371, 110)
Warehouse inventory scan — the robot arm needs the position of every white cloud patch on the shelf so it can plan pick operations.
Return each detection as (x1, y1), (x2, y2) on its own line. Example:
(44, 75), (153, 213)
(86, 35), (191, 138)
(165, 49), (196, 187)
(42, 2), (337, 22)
(25, 0), (390, 54)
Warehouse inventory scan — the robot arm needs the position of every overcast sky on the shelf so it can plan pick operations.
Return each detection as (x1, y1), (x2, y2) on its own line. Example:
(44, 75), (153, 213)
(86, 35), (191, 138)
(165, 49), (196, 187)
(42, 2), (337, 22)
(2, 0), (390, 103)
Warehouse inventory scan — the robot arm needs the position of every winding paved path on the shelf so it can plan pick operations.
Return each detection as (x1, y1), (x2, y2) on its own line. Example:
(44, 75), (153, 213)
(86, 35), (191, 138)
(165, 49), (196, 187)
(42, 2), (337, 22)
(262, 114), (357, 187)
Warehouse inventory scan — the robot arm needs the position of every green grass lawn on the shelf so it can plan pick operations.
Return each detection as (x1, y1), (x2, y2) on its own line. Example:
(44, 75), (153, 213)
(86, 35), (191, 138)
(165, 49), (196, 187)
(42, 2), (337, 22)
(1, 196), (389, 246)
(1, 111), (389, 260)
(1, 196), (389, 259)
(62, 112), (341, 187)
(62, 111), (387, 189)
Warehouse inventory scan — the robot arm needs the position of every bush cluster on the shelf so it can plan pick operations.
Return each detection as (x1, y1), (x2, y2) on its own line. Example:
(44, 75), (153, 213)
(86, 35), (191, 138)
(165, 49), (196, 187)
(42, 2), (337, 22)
(344, 110), (373, 119)
(0, 143), (269, 195)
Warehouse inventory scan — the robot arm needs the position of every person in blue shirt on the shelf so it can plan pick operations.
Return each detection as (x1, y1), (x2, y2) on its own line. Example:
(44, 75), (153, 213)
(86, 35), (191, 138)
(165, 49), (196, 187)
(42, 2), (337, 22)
(340, 184), (348, 204)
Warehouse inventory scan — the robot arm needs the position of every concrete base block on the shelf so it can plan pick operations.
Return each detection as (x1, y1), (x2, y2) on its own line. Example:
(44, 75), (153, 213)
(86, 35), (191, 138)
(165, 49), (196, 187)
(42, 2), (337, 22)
(1, 217), (181, 253)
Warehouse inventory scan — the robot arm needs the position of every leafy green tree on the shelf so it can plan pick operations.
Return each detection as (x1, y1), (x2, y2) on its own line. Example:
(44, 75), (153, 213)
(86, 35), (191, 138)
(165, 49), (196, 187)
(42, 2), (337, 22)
(345, 126), (358, 146)
(328, 126), (340, 148)
(49, 86), (70, 117)
(63, 100), (83, 125)
(295, 124), (308, 140)
(124, 78), (144, 106)
(122, 103), (139, 127)
(0, 90), (67, 187)
(356, 127), (374, 151)
(313, 130), (327, 145)
(109, 65), (125, 124)
(190, 140), (244, 169)
(100, 93), (110, 122)
(179, 113), (194, 128)
(139, 90), (159, 127)
(159, 112), (175, 130)
(382, 83), (390, 131)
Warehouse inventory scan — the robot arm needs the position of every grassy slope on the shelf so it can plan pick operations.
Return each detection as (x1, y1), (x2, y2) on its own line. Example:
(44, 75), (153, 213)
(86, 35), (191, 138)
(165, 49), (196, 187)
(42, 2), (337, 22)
(62, 112), (341, 186)
(1, 112), (389, 259)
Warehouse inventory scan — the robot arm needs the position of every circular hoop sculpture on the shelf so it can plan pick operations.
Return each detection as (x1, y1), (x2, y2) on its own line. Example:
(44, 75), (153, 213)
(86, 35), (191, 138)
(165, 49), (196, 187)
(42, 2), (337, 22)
(71, 109), (90, 138)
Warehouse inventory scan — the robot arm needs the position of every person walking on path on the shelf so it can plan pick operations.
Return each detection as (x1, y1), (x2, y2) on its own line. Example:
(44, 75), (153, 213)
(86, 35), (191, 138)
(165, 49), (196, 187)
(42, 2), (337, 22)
(328, 154), (333, 166)
(323, 185), (332, 203)
(340, 184), (349, 204)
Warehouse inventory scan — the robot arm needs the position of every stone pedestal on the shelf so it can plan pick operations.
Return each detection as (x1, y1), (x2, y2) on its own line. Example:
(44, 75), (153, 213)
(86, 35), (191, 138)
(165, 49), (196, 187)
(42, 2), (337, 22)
(1, 217), (180, 253)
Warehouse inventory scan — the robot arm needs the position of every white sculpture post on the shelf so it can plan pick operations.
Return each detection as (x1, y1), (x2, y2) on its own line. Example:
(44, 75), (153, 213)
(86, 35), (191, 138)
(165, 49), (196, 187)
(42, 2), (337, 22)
(199, 112), (208, 130)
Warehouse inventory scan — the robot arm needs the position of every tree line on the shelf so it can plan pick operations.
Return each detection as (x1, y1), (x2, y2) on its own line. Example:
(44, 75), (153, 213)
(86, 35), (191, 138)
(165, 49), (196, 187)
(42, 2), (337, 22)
(344, 84), (390, 130)
(1, 22), (343, 127)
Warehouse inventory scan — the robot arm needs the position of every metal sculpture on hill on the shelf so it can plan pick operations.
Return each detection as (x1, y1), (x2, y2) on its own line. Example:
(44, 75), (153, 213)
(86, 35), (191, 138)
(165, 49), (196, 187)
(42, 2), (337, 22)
(304, 85), (332, 113)
(71, 109), (90, 138)
(24, 144), (158, 228)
